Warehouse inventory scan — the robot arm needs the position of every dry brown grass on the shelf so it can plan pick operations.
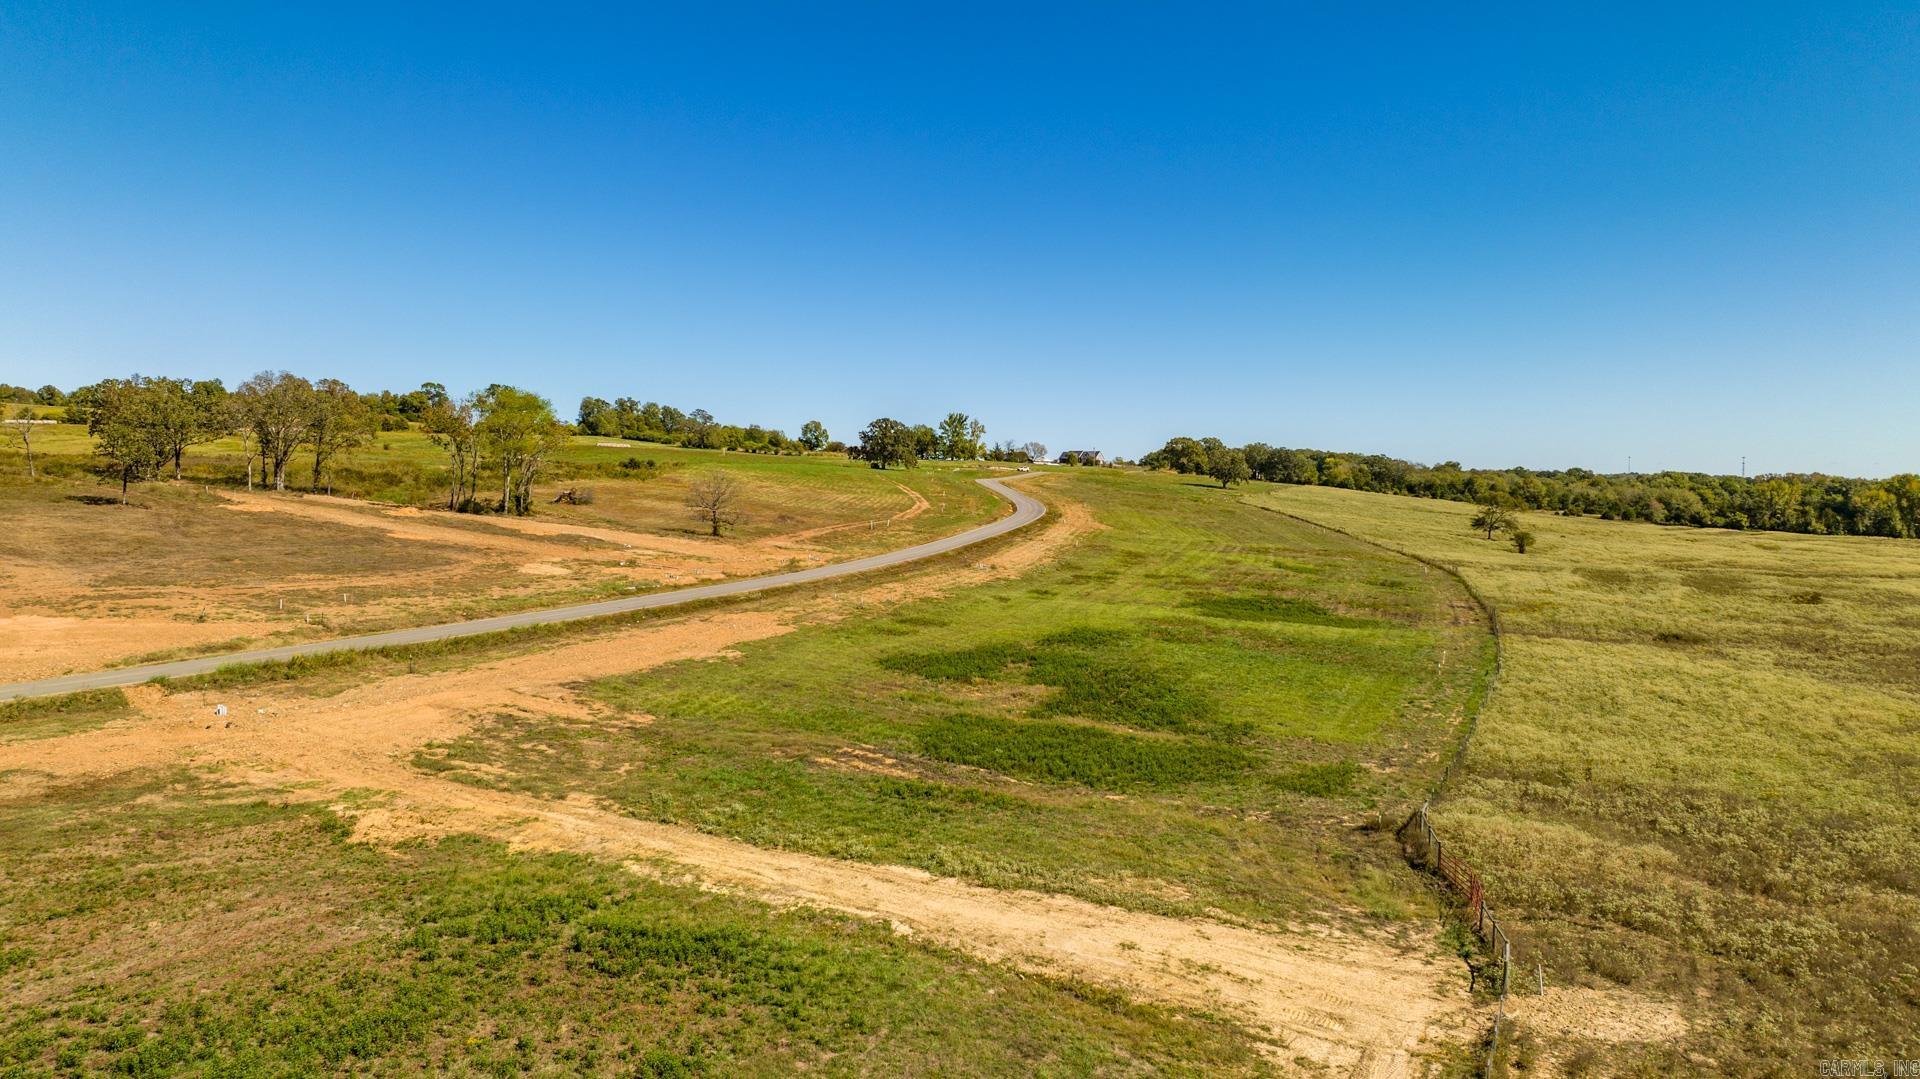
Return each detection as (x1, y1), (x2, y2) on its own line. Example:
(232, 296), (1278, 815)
(1262, 483), (1920, 1074)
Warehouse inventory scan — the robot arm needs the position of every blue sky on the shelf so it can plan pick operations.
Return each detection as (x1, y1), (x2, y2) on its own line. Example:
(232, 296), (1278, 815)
(2, 3), (1915, 474)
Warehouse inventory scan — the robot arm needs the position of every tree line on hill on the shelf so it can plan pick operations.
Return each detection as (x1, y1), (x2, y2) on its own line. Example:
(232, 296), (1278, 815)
(1143, 436), (1920, 539)
(844, 412), (1046, 469)
(61, 372), (576, 513)
(573, 396), (824, 455)
(15, 376), (1050, 513)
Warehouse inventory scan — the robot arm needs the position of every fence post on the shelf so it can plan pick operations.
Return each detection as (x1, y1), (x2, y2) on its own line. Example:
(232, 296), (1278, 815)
(1502, 941), (1511, 997)
(1484, 1011), (1501, 1076)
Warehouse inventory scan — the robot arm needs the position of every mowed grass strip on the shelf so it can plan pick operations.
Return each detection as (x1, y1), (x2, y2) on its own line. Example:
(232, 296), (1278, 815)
(0, 771), (1270, 1076)
(417, 469), (1493, 926)
(1260, 483), (1920, 1071)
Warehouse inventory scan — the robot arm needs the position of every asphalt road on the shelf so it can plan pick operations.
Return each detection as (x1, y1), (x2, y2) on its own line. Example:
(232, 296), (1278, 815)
(0, 474), (1046, 703)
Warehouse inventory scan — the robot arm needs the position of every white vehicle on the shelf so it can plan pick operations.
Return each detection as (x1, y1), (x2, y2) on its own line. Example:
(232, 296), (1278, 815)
(1017, 465), (1031, 472)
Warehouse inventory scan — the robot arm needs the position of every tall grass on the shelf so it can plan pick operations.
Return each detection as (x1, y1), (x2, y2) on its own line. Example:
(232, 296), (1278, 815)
(1263, 483), (1920, 1071)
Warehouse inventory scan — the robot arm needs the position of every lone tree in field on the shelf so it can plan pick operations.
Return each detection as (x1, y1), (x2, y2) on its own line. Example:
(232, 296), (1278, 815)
(1470, 500), (1518, 540)
(798, 419), (829, 452)
(851, 417), (918, 470)
(685, 471), (742, 536)
(1510, 528), (1536, 554)
(88, 378), (169, 502)
(4, 406), (42, 479)
(1208, 448), (1252, 488)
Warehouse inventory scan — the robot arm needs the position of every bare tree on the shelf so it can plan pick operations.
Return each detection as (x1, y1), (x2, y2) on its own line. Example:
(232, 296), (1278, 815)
(685, 471), (742, 536)
(4, 406), (42, 478)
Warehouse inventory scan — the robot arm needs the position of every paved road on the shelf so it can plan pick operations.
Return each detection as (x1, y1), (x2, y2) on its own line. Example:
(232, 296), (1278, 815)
(0, 475), (1046, 703)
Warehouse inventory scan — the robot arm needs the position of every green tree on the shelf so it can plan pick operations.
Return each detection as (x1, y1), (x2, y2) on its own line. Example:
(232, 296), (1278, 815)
(937, 412), (971, 459)
(1147, 437), (1210, 475)
(577, 396), (616, 436)
(852, 418), (918, 470)
(1510, 528), (1536, 554)
(423, 395), (481, 510)
(147, 378), (231, 480)
(1470, 501), (1517, 540)
(307, 378), (374, 492)
(33, 385), (63, 406)
(88, 378), (169, 502)
(1207, 449), (1251, 488)
(798, 420), (829, 452)
(236, 371), (319, 491)
(476, 385), (566, 515)
(682, 408), (717, 449)
(1850, 486), (1903, 538)
(1884, 474), (1920, 538)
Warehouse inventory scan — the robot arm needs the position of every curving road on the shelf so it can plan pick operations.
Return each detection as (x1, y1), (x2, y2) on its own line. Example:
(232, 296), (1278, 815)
(0, 475), (1046, 703)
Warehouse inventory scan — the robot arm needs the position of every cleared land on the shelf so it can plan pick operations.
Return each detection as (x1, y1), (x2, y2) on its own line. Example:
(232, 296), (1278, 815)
(0, 428), (995, 680)
(1262, 484), (1920, 1074)
(0, 468), (1495, 1075)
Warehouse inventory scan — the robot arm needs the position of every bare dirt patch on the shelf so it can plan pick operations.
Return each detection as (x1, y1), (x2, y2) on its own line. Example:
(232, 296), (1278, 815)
(0, 614), (281, 681)
(1508, 985), (1689, 1044)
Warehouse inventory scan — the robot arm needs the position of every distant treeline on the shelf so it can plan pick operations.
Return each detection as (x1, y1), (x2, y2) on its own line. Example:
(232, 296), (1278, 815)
(1143, 436), (1920, 539)
(8, 376), (1050, 510)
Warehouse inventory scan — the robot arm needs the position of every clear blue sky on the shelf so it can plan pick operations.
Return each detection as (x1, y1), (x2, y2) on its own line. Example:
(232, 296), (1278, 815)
(3, 3), (1915, 474)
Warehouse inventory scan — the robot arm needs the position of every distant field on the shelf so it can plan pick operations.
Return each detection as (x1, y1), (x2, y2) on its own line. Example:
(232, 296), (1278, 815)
(1261, 484), (1920, 1072)
(0, 424), (998, 680)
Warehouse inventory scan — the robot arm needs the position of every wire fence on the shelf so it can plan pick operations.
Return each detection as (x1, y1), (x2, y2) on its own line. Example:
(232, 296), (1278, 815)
(1255, 503), (1536, 1074)
(1400, 800), (1520, 1074)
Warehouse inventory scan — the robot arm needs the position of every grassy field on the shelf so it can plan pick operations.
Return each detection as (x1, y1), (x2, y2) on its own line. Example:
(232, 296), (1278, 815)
(0, 466), (1504, 1075)
(416, 469), (1494, 928)
(0, 770), (1270, 1076)
(1260, 484), (1920, 1073)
